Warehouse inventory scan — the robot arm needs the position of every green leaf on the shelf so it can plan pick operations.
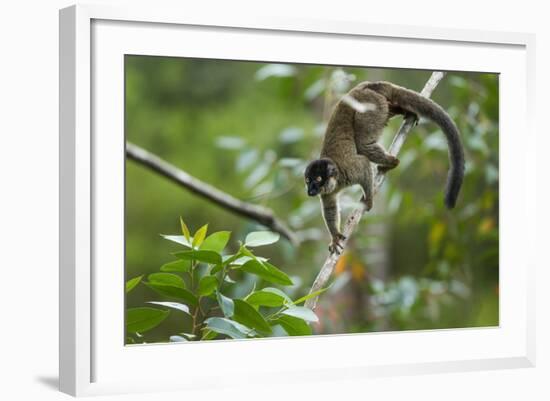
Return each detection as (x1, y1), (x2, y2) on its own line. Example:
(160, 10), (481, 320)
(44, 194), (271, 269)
(263, 262), (293, 285)
(270, 324), (290, 337)
(210, 264), (223, 274)
(224, 255), (268, 267)
(198, 276), (218, 296)
(161, 234), (193, 248)
(233, 299), (272, 334)
(146, 301), (190, 314)
(292, 287), (330, 305)
(239, 247), (256, 259)
(144, 282), (198, 306)
(201, 329), (218, 340)
(262, 287), (293, 303)
(200, 231), (231, 253)
(274, 315), (312, 336)
(180, 217), (191, 242)
(126, 307), (169, 333)
(282, 306), (318, 322)
(204, 317), (254, 339)
(225, 255), (252, 266)
(160, 259), (190, 272)
(217, 291), (235, 318)
(169, 335), (188, 342)
(241, 259), (293, 286)
(174, 250), (222, 265)
(175, 332), (196, 341)
(147, 273), (185, 289)
(125, 275), (143, 293)
(246, 288), (291, 307)
(244, 231), (280, 247)
(237, 247), (270, 266)
(192, 224), (208, 248)
(222, 253), (240, 265)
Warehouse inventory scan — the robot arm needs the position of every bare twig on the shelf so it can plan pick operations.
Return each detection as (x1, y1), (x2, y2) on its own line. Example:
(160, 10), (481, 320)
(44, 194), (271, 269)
(126, 142), (298, 245)
(305, 72), (447, 309)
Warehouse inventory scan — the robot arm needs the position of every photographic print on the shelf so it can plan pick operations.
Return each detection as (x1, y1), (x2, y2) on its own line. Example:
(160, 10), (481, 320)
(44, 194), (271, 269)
(124, 56), (499, 344)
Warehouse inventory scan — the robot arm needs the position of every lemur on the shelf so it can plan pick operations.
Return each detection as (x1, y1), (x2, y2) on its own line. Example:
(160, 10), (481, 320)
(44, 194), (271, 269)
(304, 81), (464, 253)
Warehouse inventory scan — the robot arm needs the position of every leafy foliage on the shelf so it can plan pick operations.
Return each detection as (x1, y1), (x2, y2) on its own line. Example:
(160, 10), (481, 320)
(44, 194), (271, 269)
(125, 218), (320, 342)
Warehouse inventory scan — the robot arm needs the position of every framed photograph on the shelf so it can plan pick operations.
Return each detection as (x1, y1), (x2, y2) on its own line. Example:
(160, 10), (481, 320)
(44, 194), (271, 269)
(59, 4), (536, 396)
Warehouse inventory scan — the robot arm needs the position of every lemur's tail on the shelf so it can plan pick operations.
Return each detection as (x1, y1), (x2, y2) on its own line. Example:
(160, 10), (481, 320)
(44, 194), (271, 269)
(366, 81), (465, 209)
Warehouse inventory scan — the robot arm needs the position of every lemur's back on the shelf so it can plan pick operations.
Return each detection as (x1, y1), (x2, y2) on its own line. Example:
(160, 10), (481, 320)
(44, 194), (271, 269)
(320, 100), (357, 161)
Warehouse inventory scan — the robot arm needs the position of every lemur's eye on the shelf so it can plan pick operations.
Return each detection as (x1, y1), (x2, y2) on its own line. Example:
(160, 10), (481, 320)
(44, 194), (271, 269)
(316, 176), (322, 182)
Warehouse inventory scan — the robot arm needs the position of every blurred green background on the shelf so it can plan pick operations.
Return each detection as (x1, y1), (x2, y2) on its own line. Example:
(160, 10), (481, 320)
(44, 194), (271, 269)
(125, 55), (499, 341)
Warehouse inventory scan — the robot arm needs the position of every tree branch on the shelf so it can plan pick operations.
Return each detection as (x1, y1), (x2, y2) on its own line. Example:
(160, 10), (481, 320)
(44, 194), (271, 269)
(126, 142), (298, 245)
(305, 72), (447, 310)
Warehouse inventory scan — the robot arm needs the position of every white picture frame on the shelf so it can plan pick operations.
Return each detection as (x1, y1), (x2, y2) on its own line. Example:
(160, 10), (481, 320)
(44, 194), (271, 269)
(59, 3), (536, 397)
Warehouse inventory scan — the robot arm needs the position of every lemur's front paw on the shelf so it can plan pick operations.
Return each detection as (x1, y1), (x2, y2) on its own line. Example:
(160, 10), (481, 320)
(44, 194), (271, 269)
(328, 233), (346, 254)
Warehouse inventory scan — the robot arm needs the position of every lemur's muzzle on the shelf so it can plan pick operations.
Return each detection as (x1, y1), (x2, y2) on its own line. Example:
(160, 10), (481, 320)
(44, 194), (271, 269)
(307, 186), (320, 196)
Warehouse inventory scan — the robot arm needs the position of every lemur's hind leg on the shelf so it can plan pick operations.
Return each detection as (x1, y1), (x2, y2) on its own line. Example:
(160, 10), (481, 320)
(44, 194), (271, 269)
(348, 155), (374, 210)
(361, 142), (399, 173)
(351, 88), (396, 169)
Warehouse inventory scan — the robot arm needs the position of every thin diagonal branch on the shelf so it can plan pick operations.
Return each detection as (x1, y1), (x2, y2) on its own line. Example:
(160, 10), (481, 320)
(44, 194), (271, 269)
(305, 72), (446, 310)
(126, 142), (298, 245)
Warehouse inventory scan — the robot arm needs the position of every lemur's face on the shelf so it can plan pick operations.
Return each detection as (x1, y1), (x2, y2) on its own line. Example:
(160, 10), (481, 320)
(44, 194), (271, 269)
(304, 159), (338, 196)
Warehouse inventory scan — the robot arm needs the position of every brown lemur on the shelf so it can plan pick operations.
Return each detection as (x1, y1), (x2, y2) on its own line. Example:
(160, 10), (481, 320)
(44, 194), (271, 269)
(304, 81), (465, 253)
